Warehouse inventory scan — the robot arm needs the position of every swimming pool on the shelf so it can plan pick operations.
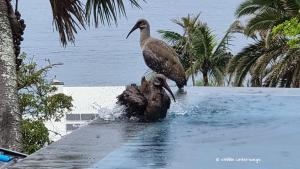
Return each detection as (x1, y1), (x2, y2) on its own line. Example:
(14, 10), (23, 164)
(92, 88), (300, 169)
(11, 87), (300, 169)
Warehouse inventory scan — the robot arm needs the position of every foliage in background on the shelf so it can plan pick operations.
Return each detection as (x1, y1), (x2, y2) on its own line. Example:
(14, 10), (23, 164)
(18, 53), (73, 154)
(21, 120), (50, 154)
(273, 16), (300, 48)
(229, 0), (300, 87)
(234, 0), (300, 38)
(159, 14), (238, 86)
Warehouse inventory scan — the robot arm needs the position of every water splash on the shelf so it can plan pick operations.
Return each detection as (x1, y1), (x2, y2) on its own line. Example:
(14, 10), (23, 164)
(92, 103), (126, 121)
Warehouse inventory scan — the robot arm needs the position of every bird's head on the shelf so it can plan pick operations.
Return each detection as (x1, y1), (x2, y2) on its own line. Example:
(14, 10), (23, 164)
(153, 74), (176, 102)
(126, 19), (149, 39)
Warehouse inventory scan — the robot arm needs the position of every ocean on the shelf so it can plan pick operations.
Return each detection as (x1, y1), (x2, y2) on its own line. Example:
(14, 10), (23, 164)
(19, 0), (247, 86)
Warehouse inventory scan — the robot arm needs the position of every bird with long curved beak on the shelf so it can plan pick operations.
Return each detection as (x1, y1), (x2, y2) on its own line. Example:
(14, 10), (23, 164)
(126, 23), (140, 39)
(151, 74), (176, 102)
(126, 19), (187, 89)
(117, 74), (175, 122)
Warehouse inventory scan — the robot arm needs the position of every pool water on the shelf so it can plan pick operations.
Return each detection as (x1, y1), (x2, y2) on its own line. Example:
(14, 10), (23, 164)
(91, 88), (300, 169)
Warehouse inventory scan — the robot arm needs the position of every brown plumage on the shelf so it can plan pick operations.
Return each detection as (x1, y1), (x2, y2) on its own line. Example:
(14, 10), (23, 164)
(126, 19), (187, 89)
(117, 74), (175, 122)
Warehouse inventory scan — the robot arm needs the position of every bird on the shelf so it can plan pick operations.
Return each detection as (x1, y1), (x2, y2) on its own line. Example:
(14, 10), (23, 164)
(117, 74), (175, 122)
(126, 19), (187, 89)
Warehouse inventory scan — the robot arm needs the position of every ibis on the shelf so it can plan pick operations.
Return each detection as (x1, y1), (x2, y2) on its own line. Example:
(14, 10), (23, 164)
(117, 74), (175, 122)
(126, 19), (187, 89)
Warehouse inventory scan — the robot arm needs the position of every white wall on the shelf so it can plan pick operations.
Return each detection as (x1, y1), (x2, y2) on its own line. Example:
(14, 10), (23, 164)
(45, 86), (125, 141)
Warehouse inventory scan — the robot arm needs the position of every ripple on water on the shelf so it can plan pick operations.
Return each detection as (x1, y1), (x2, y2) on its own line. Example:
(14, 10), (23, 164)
(167, 94), (295, 128)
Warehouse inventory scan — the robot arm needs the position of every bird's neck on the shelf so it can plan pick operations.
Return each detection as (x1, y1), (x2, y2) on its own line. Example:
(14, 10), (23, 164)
(140, 28), (150, 47)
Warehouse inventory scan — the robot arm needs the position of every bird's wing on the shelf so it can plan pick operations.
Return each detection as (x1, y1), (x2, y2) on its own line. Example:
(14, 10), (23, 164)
(117, 84), (148, 118)
(117, 85), (147, 107)
(143, 39), (187, 87)
(150, 39), (181, 59)
(143, 40), (180, 72)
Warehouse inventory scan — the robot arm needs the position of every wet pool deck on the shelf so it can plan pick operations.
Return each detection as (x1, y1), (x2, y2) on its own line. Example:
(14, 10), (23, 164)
(9, 120), (149, 169)
(8, 87), (300, 169)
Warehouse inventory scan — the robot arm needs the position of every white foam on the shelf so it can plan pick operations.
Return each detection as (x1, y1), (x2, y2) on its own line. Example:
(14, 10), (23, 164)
(93, 103), (126, 121)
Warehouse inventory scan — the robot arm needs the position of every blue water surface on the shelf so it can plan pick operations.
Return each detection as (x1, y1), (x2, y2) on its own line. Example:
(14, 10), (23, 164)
(90, 88), (300, 169)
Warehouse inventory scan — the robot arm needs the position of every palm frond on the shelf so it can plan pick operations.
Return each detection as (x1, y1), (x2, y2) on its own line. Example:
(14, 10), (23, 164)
(227, 41), (264, 74)
(171, 13), (201, 33)
(264, 61), (282, 87)
(213, 20), (242, 57)
(296, 0), (300, 6)
(190, 13), (201, 27)
(235, 0), (277, 17)
(192, 23), (216, 59)
(85, 0), (143, 27)
(252, 38), (287, 81)
(210, 67), (225, 86)
(158, 30), (184, 45)
(244, 8), (283, 35)
(228, 40), (265, 86)
(269, 53), (297, 87)
(185, 59), (201, 77)
(50, 0), (86, 46)
(280, 0), (300, 16)
(171, 18), (185, 28)
(212, 50), (232, 69)
(234, 56), (260, 86)
(235, 0), (261, 17)
(292, 59), (300, 87)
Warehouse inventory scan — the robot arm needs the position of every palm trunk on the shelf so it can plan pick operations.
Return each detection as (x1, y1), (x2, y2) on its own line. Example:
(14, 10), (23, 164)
(0, 0), (22, 151)
(191, 66), (195, 86)
(191, 74), (195, 86)
(292, 62), (300, 88)
(203, 71), (209, 86)
(251, 76), (261, 87)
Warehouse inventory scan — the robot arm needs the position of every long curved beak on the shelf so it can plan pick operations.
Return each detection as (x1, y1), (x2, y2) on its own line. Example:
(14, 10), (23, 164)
(126, 24), (139, 39)
(162, 81), (176, 102)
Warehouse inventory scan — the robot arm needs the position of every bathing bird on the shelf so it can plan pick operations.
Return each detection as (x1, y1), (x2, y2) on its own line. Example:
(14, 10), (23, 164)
(117, 74), (175, 122)
(126, 19), (187, 89)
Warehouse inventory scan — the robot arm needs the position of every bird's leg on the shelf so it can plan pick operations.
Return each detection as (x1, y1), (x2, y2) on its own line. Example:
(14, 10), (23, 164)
(175, 88), (187, 97)
(141, 76), (146, 83)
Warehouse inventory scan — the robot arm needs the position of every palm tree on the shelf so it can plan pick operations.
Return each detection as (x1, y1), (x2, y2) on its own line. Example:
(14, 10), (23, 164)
(0, 0), (142, 151)
(228, 0), (300, 87)
(159, 14), (238, 86)
(228, 37), (300, 87)
(0, 0), (21, 151)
